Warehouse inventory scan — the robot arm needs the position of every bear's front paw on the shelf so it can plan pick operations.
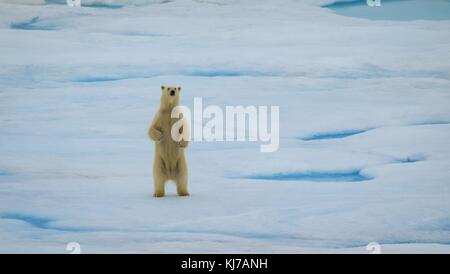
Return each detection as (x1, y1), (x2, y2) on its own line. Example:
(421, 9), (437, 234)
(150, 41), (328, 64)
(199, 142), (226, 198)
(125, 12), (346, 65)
(150, 129), (163, 142)
(178, 140), (188, 148)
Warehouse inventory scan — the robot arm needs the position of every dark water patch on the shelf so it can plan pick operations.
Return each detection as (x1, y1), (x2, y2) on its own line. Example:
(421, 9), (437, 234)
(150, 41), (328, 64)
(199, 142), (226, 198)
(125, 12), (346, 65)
(10, 17), (59, 31)
(236, 170), (372, 182)
(0, 213), (96, 232)
(301, 129), (370, 141)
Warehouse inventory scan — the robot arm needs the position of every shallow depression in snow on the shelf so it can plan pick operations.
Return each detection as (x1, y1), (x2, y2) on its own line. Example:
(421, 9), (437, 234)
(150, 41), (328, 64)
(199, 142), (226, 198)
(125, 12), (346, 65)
(73, 69), (270, 82)
(236, 170), (372, 182)
(300, 129), (371, 141)
(45, 0), (124, 8)
(0, 213), (99, 232)
(10, 17), (59, 31)
(0, 170), (13, 176)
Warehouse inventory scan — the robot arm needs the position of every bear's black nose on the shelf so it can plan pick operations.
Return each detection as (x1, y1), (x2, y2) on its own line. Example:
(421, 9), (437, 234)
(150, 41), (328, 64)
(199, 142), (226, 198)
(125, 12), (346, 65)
(170, 90), (175, 96)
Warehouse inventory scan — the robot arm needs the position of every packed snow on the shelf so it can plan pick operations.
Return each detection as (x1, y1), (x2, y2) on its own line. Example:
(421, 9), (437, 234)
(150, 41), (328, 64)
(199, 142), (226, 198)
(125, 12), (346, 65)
(0, 0), (449, 253)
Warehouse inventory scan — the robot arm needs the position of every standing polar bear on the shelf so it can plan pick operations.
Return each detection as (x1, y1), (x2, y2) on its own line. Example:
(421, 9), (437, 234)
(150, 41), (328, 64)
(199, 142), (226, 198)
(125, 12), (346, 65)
(148, 86), (189, 197)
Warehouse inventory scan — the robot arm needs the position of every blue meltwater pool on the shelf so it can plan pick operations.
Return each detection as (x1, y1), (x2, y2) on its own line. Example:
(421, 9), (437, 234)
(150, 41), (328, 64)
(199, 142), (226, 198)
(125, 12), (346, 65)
(324, 0), (450, 21)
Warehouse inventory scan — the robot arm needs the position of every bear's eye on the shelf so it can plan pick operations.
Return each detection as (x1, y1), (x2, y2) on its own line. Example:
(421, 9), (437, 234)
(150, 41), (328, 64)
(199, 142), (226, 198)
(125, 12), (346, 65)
(170, 89), (175, 96)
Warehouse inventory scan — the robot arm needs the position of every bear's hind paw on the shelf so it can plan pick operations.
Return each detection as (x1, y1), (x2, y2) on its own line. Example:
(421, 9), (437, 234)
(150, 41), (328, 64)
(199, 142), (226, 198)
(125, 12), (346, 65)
(177, 191), (190, 197)
(153, 192), (165, 198)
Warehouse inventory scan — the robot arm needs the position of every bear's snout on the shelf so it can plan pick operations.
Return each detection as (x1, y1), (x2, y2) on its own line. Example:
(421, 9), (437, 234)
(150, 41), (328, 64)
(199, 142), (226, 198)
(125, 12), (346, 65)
(170, 90), (175, 96)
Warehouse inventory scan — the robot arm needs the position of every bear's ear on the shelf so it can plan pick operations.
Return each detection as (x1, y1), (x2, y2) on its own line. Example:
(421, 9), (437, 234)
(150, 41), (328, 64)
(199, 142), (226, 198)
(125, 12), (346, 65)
(161, 86), (165, 91)
(177, 86), (181, 92)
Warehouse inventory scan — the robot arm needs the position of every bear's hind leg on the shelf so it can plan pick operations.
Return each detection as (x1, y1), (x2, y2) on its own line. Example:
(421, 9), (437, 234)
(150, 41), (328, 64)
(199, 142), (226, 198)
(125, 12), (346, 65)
(175, 176), (189, 196)
(175, 159), (189, 196)
(153, 169), (167, 198)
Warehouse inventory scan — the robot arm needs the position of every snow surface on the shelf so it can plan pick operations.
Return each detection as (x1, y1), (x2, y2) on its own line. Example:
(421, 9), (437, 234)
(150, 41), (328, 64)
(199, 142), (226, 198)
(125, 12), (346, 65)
(0, 0), (449, 253)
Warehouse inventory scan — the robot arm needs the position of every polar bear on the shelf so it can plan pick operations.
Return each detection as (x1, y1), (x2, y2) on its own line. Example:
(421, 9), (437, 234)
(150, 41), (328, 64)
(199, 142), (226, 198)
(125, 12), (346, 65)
(148, 86), (189, 197)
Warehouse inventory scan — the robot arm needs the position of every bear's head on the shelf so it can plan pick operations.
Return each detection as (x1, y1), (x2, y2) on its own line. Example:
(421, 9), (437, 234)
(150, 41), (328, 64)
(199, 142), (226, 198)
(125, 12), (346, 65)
(160, 85), (181, 110)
